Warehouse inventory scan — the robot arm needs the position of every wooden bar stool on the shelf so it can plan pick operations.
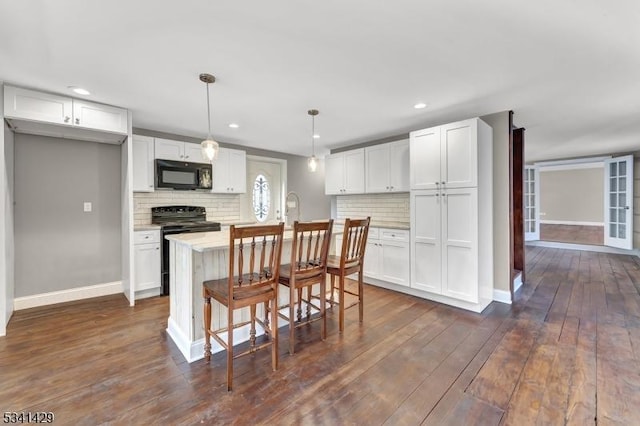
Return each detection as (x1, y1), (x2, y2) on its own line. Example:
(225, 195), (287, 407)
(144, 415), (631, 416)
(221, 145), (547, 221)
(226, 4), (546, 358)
(277, 219), (333, 355)
(202, 223), (285, 391)
(327, 217), (370, 332)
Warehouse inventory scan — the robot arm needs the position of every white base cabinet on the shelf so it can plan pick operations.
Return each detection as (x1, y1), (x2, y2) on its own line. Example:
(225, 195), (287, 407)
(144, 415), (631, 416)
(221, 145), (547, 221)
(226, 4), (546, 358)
(364, 228), (410, 287)
(134, 230), (161, 298)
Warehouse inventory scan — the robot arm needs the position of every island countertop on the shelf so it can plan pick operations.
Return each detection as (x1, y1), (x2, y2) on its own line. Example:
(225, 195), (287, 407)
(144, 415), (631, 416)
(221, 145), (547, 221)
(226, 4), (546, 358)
(166, 228), (295, 252)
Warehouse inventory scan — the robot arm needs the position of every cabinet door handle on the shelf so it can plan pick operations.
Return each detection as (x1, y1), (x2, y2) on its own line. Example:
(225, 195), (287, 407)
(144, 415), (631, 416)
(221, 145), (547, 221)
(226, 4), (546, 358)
(156, 247), (159, 250)
(441, 181), (445, 185)
(75, 118), (80, 125)
(64, 116), (70, 123)
(435, 193), (440, 197)
(435, 182), (439, 186)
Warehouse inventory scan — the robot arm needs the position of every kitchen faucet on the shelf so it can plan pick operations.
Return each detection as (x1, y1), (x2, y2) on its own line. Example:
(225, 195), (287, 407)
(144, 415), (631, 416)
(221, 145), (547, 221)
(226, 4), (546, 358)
(285, 191), (301, 226)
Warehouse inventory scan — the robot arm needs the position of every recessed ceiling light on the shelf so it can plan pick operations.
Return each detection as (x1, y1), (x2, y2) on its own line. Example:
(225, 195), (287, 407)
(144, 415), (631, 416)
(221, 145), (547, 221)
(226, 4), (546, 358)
(414, 102), (427, 109)
(69, 86), (91, 96)
(228, 123), (239, 129)
(313, 134), (320, 139)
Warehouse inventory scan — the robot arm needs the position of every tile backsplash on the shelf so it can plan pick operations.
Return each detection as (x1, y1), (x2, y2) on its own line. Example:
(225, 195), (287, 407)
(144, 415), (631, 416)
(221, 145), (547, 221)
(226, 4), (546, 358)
(336, 193), (410, 227)
(133, 191), (241, 225)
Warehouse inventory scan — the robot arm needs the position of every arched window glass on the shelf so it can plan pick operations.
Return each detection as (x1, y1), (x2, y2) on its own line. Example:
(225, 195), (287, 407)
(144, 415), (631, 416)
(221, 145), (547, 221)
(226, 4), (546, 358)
(252, 174), (270, 222)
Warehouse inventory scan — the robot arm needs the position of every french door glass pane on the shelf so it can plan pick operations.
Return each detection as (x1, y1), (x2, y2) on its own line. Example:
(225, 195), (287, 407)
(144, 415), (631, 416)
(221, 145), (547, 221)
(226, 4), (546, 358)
(610, 178), (617, 192)
(610, 162), (618, 176)
(619, 176), (627, 189)
(619, 224), (626, 239)
(610, 223), (618, 238)
(610, 193), (617, 207)
(619, 209), (626, 223)
(610, 208), (617, 221)
(620, 161), (627, 175)
(619, 193), (626, 207)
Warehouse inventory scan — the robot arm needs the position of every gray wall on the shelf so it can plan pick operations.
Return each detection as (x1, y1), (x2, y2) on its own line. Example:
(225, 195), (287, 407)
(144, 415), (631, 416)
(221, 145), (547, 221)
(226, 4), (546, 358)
(133, 127), (332, 221)
(286, 156), (331, 221)
(480, 111), (511, 293)
(2, 117), (15, 334)
(540, 167), (604, 223)
(14, 134), (122, 297)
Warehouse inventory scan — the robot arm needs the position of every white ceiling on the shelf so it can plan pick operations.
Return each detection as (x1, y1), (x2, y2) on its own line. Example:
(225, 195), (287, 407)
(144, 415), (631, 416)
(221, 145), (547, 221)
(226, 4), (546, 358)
(1, 1), (639, 162)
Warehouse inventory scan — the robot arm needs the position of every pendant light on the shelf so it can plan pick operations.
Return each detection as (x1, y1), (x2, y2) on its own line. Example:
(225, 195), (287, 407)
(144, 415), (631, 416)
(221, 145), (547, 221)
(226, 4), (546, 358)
(199, 73), (219, 161)
(307, 109), (319, 172)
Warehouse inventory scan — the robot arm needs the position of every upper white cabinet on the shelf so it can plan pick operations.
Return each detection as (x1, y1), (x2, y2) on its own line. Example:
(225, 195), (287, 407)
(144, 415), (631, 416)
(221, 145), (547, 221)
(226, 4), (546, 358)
(132, 135), (155, 192)
(4, 86), (128, 140)
(324, 148), (365, 195)
(154, 138), (209, 164)
(410, 118), (489, 190)
(3, 86), (72, 125)
(212, 147), (246, 193)
(72, 100), (128, 134)
(365, 139), (409, 193)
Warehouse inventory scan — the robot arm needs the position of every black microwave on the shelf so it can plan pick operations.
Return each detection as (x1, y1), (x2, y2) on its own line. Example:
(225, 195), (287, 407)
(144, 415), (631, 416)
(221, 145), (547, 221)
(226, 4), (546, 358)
(155, 159), (212, 190)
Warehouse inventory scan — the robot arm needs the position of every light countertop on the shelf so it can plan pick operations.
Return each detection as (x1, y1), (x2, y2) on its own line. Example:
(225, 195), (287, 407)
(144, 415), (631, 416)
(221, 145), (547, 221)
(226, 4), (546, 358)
(134, 224), (161, 232)
(166, 228), (296, 252)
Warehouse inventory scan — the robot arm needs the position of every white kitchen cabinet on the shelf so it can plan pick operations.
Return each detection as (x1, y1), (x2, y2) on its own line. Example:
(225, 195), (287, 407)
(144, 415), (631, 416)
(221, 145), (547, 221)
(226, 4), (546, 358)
(411, 189), (479, 301)
(212, 147), (247, 193)
(3, 85), (128, 141)
(410, 118), (488, 190)
(324, 148), (365, 195)
(134, 230), (161, 297)
(365, 140), (409, 193)
(4, 86), (72, 126)
(363, 227), (410, 287)
(410, 117), (493, 312)
(154, 138), (209, 164)
(72, 99), (128, 134)
(132, 135), (155, 192)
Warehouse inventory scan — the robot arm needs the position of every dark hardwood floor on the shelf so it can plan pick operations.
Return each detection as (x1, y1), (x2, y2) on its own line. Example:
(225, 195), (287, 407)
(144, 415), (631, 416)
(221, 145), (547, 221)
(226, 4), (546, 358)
(2, 247), (640, 424)
(540, 224), (604, 246)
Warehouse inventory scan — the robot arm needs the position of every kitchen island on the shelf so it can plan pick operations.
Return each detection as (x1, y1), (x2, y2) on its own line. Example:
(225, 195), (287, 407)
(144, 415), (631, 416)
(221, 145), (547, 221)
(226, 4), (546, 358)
(165, 229), (294, 362)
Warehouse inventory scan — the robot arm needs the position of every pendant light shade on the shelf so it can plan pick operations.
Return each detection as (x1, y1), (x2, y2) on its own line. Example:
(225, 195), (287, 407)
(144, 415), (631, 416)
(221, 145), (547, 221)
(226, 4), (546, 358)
(307, 109), (319, 172)
(199, 73), (219, 161)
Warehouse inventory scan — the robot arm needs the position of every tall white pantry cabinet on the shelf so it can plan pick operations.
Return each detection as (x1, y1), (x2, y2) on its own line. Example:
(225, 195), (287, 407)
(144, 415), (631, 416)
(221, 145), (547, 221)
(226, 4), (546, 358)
(410, 118), (494, 313)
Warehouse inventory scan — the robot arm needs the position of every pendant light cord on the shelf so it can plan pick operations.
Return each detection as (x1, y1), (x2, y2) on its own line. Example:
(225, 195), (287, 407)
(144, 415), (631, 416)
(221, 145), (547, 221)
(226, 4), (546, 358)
(311, 114), (315, 156)
(206, 83), (212, 138)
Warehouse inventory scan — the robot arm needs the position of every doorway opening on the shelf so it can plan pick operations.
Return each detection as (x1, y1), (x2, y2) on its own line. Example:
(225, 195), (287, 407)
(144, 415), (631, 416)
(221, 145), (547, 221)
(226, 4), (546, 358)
(525, 155), (634, 250)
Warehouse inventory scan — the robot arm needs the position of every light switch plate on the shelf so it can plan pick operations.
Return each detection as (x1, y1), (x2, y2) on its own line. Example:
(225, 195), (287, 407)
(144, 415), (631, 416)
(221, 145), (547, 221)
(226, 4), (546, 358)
(83, 202), (92, 212)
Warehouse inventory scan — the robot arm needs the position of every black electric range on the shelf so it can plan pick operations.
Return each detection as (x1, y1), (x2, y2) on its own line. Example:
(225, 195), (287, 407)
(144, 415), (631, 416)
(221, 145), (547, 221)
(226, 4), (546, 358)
(151, 206), (221, 295)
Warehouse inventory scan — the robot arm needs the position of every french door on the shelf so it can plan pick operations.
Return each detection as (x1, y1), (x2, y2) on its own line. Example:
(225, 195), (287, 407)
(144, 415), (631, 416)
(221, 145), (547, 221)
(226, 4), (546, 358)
(524, 166), (539, 241)
(604, 155), (633, 249)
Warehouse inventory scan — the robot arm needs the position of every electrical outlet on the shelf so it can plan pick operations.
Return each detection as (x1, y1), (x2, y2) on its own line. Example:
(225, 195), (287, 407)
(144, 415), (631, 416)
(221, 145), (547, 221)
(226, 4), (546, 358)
(83, 202), (92, 212)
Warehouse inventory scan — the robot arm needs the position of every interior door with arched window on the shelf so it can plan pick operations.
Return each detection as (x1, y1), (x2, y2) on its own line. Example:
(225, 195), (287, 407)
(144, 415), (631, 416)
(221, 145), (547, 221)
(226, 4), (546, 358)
(239, 157), (284, 224)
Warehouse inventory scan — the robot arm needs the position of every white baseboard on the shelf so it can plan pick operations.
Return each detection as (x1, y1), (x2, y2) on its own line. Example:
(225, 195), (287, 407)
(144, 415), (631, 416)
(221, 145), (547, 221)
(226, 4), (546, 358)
(540, 220), (604, 226)
(13, 281), (123, 310)
(527, 240), (639, 255)
(513, 273), (523, 293)
(493, 289), (512, 305)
